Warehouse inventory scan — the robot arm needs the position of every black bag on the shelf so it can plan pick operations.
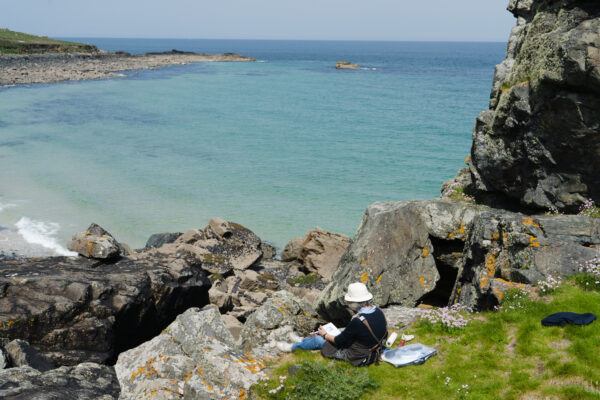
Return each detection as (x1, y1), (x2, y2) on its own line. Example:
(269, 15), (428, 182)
(541, 312), (596, 327)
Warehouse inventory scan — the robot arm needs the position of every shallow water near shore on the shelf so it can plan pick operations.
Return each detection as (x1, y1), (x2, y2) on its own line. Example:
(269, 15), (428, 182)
(0, 39), (505, 253)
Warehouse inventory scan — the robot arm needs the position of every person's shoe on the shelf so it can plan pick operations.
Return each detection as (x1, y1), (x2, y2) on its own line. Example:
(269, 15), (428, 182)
(276, 341), (293, 352)
(288, 332), (303, 343)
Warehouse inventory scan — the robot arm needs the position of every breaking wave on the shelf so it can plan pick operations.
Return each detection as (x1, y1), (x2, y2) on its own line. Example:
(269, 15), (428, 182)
(15, 217), (77, 256)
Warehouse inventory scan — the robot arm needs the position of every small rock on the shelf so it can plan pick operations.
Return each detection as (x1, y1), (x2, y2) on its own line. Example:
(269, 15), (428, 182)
(144, 232), (182, 249)
(281, 237), (303, 261)
(335, 61), (361, 69)
(67, 223), (121, 259)
(5, 339), (54, 372)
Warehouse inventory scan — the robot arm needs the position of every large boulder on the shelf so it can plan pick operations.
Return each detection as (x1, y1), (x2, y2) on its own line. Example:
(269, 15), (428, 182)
(67, 223), (121, 259)
(239, 291), (320, 352)
(0, 255), (210, 366)
(466, 1), (600, 212)
(299, 227), (351, 282)
(316, 199), (600, 322)
(115, 305), (270, 400)
(0, 363), (120, 399)
(316, 200), (482, 323)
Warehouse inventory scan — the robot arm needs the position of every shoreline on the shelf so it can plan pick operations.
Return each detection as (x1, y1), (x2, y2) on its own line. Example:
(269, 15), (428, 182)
(0, 224), (58, 258)
(0, 51), (255, 86)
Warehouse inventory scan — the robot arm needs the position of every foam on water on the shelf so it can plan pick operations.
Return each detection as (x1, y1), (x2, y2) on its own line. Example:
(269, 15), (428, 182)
(0, 202), (15, 213)
(15, 217), (77, 256)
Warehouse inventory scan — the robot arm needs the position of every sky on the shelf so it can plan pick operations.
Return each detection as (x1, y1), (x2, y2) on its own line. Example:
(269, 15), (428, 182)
(2, 0), (516, 42)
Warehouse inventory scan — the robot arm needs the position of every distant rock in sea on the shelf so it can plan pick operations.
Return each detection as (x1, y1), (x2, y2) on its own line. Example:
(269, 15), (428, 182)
(335, 61), (361, 70)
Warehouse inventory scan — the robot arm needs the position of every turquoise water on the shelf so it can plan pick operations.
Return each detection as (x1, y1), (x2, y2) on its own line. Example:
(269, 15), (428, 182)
(0, 40), (506, 253)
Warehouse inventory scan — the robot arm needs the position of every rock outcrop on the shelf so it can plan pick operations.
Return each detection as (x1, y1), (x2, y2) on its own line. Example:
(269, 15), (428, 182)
(239, 291), (320, 352)
(0, 255), (210, 366)
(316, 199), (600, 323)
(115, 305), (273, 400)
(463, 0), (600, 212)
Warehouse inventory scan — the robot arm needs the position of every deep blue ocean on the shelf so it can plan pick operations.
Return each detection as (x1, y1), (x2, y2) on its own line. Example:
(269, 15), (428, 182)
(0, 39), (507, 255)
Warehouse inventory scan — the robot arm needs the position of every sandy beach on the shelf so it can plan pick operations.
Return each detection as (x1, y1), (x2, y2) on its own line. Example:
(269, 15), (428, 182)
(0, 51), (255, 86)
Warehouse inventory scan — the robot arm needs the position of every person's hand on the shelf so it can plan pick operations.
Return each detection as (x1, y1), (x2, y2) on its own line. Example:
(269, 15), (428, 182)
(317, 325), (327, 337)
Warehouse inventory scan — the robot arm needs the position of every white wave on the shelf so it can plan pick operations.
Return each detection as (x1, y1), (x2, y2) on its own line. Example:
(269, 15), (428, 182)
(0, 202), (16, 213)
(15, 217), (77, 256)
(256, 60), (267, 63)
(360, 67), (377, 70)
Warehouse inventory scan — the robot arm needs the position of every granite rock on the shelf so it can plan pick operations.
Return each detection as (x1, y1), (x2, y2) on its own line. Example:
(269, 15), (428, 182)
(115, 305), (272, 400)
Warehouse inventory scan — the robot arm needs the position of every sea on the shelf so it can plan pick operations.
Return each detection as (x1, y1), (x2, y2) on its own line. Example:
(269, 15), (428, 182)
(0, 39), (507, 256)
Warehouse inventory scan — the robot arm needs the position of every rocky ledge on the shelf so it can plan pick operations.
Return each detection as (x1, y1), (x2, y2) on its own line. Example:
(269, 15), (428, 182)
(0, 51), (255, 86)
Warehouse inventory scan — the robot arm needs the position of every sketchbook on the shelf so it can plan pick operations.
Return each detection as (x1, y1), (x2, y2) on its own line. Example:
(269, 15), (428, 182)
(322, 322), (341, 337)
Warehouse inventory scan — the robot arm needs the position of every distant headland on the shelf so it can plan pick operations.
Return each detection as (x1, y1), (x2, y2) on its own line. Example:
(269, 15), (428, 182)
(0, 29), (255, 86)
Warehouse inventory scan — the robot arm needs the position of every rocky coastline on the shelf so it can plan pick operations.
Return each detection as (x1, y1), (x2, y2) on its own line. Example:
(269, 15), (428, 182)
(1, 0), (599, 399)
(0, 50), (255, 86)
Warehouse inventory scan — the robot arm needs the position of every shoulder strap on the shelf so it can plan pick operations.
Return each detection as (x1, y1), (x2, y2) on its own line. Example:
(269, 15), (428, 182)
(358, 309), (388, 365)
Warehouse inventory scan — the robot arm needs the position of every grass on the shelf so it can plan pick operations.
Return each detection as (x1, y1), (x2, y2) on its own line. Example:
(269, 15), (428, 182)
(287, 273), (321, 285)
(0, 28), (98, 54)
(252, 277), (600, 400)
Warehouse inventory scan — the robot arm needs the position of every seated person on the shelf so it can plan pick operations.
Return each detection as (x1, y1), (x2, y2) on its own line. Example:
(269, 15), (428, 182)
(276, 282), (387, 366)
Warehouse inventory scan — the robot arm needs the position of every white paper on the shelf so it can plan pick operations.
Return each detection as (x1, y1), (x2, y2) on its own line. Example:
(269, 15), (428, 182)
(323, 322), (341, 337)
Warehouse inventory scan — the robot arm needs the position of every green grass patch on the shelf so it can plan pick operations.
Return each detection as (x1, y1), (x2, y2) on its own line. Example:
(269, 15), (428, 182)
(0, 28), (98, 54)
(253, 280), (600, 399)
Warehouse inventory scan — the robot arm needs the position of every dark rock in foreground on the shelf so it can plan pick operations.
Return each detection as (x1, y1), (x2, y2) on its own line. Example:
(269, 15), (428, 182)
(0, 363), (119, 400)
(0, 255), (210, 366)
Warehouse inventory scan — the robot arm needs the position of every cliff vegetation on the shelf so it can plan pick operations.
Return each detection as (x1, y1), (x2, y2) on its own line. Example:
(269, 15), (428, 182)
(0, 28), (98, 54)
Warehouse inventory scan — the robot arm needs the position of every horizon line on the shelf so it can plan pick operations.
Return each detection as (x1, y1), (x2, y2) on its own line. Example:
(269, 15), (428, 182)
(57, 36), (509, 44)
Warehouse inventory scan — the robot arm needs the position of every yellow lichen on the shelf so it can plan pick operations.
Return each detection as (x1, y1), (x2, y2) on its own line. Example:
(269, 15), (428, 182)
(360, 271), (368, 283)
(376, 274), (382, 283)
(423, 248), (428, 258)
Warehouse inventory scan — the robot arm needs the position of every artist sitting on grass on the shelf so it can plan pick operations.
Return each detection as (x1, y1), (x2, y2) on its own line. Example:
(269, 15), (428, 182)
(277, 282), (388, 366)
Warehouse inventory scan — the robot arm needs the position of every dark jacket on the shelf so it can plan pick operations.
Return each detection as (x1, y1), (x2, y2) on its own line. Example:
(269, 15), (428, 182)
(321, 307), (387, 366)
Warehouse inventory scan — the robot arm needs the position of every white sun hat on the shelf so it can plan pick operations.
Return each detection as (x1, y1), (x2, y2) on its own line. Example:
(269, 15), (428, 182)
(344, 282), (373, 302)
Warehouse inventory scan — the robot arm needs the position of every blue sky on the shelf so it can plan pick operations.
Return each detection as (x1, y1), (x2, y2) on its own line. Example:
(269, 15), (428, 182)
(2, 0), (515, 41)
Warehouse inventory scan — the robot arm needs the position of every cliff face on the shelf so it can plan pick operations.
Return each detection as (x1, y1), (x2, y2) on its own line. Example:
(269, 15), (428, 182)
(468, 0), (600, 212)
